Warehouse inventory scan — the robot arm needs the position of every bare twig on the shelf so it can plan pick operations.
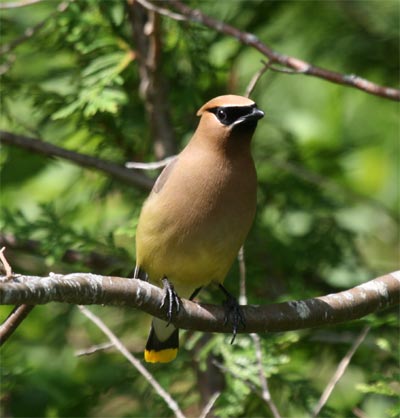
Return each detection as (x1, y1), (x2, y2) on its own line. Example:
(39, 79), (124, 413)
(78, 306), (186, 418)
(0, 248), (35, 346)
(126, 155), (176, 170)
(0, 131), (154, 191)
(0, 247), (13, 279)
(0, 0), (45, 9)
(74, 341), (115, 357)
(251, 333), (281, 418)
(237, 246), (247, 305)
(312, 326), (371, 417)
(352, 407), (370, 418)
(135, 0), (186, 21)
(244, 60), (272, 98)
(198, 391), (221, 418)
(0, 304), (35, 345)
(153, 0), (400, 101)
(238, 245), (281, 417)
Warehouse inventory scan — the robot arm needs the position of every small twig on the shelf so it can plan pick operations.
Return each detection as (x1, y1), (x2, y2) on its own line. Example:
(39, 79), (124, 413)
(0, 248), (35, 346)
(135, 0), (186, 21)
(125, 155), (176, 170)
(0, 304), (35, 345)
(78, 306), (186, 418)
(244, 60), (272, 98)
(251, 333), (281, 418)
(352, 407), (370, 418)
(197, 391), (221, 418)
(0, 247), (13, 279)
(75, 341), (115, 357)
(238, 245), (281, 418)
(0, 0), (44, 9)
(312, 326), (371, 417)
(237, 246), (247, 305)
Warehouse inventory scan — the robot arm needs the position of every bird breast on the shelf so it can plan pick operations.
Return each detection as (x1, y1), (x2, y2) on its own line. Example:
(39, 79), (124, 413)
(135, 148), (257, 288)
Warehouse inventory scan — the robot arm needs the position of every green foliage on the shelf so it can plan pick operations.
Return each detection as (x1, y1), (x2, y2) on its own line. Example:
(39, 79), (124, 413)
(0, 0), (398, 417)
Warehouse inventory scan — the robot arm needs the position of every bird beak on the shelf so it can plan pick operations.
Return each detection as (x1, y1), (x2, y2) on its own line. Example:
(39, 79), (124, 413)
(232, 107), (265, 127)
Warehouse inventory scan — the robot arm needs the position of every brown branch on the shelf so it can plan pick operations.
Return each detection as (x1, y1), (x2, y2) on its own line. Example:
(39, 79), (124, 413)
(127, 0), (177, 159)
(148, 0), (400, 101)
(1, 271), (399, 334)
(0, 248), (36, 346)
(0, 304), (35, 345)
(0, 130), (153, 191)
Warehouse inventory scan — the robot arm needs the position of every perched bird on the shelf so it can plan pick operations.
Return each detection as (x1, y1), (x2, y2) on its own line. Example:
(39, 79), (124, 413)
(135, 95), (264, 363)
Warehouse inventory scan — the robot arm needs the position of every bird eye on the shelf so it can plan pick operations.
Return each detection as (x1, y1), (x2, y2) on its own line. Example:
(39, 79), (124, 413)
(217, 108), (228, 122)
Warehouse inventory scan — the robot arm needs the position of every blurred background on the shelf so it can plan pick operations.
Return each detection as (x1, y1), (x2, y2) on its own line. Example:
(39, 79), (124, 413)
(0, 0), (399, 417)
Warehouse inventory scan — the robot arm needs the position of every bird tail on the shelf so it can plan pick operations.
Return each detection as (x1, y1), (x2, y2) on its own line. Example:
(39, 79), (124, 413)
(144, 318), (179, 363)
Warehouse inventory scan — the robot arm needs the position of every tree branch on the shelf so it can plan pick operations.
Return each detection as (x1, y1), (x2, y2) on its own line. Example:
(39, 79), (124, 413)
(0, 130), (153, 191)
(144, 0), (400, 101)
(1, 271), (399, 334)
(0, 304), (35, 344)
(127, 0), (177, 159)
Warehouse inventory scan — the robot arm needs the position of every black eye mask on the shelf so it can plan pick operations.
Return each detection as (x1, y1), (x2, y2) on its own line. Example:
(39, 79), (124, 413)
(207, 105), (257, 126)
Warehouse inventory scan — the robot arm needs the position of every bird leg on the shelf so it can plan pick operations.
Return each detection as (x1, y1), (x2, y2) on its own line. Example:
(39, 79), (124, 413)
(161, 277), (180, 326)
(218, 284), (246, 344)
(133, 265), (148, 281)
(189, 286), (203, 301)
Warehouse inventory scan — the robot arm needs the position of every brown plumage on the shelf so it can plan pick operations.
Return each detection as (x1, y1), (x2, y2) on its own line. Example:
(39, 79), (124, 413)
(135, 95), (264, 362)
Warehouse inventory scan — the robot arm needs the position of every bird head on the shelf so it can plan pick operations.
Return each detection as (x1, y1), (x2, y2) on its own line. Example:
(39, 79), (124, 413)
(194, 95), (264, 151)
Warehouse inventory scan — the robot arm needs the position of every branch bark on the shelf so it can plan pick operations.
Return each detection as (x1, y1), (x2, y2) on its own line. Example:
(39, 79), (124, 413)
(146, 0), (400, 101)
(1, 271), (399, 334)
(0, 130), (153, 191)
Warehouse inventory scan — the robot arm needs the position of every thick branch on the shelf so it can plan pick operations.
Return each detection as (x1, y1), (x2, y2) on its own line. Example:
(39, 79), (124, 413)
(152, 0), (400, 101)
(1, 272), (399, 334)
(0, 131), (153, 191)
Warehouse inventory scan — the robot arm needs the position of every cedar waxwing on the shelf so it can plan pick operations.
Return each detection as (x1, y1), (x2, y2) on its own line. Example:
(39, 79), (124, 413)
(135, 95), (264, 363)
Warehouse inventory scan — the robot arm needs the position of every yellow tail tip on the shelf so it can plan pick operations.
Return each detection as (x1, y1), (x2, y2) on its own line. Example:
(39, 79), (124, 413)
(144, 348), (178, 363)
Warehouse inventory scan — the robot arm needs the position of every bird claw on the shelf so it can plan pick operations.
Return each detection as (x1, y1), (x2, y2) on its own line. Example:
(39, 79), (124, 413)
(161, 277), (180, 326)
(219, 284), (246, 344)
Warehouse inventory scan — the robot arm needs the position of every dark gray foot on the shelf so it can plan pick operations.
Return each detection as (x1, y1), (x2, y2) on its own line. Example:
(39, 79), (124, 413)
(219, 284), (246, 344)
(161, 277), (180, 325)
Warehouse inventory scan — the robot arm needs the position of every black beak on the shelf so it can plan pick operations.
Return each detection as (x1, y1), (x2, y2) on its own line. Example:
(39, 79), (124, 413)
(233, 107), (264, 128)
(245, 107), (264, 122)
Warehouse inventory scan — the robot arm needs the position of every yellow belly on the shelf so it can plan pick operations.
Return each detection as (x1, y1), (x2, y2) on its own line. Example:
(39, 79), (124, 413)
(136, 208), (244, 289)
